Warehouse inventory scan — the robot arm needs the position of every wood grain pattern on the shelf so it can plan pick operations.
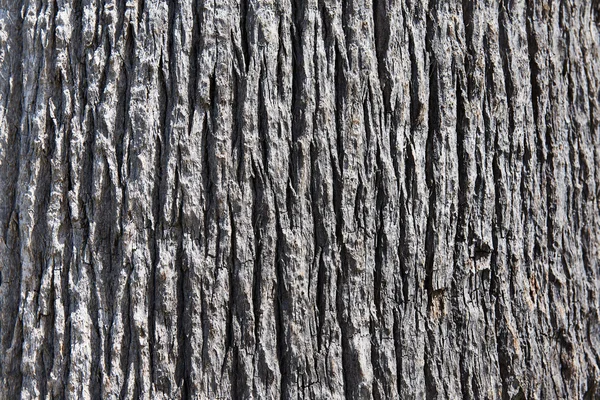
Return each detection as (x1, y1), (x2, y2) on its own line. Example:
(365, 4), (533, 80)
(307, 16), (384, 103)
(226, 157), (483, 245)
(0, 0), (599, 398)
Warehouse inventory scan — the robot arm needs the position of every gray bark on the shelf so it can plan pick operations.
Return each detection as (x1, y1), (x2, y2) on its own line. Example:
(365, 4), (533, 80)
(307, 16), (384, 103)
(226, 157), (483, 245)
(1, 0), (600, 398)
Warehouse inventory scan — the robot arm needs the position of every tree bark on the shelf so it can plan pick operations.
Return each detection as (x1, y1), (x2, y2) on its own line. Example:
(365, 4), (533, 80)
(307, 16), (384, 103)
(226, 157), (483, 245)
(1, 0), (600, 398)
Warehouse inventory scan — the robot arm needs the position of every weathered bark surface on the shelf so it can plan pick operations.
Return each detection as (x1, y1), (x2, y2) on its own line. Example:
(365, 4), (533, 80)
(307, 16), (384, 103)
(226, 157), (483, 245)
(1, 0), (600, 398)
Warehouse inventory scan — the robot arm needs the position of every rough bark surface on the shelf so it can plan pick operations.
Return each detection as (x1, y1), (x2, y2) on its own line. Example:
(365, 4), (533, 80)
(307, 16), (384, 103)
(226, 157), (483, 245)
(1, 0), (600, 399)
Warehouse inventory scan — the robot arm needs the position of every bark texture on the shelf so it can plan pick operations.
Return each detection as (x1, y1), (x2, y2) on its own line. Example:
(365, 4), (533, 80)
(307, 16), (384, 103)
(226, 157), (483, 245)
(1, 0), (600, 398)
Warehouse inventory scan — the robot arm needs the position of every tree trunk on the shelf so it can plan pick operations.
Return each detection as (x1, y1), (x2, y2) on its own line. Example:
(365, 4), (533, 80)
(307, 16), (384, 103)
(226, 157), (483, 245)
(1, 0), (600, 398)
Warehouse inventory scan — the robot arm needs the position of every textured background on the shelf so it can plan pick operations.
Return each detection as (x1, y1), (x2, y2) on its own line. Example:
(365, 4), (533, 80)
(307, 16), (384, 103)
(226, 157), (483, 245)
(1, 0), (600, 398)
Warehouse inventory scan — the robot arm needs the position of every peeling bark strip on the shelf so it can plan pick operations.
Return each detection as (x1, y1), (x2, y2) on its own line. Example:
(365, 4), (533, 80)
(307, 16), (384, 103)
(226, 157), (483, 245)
(1, 0), (600, 399)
